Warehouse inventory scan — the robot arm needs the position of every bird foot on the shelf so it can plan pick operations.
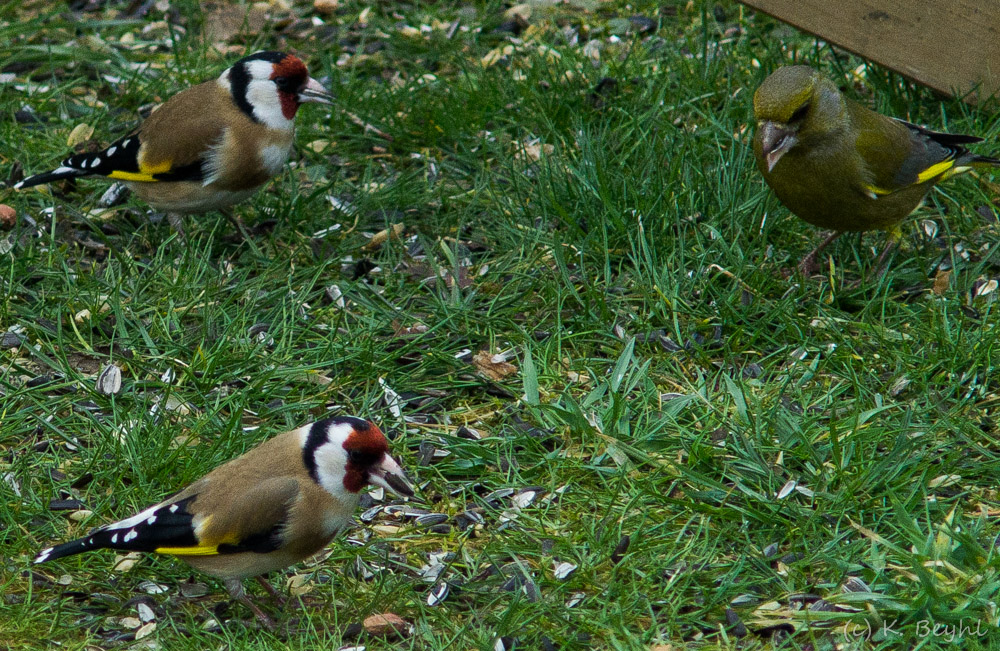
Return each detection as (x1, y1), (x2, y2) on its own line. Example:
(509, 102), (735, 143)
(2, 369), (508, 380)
(238, 595), (277, 630)
(256, 576), (288, 608)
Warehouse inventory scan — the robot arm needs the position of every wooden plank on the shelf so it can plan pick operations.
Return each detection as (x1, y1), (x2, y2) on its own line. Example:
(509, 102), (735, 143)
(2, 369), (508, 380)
(740, 0), (1000, 101)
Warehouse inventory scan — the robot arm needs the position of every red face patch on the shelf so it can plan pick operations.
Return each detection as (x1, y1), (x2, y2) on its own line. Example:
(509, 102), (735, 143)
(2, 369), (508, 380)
(272, 54), (308, 81)
(272, 55), (310, 120)
(342, 421), (389, 493)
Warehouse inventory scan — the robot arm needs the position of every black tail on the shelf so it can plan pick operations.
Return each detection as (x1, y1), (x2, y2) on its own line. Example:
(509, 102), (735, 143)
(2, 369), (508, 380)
(34, 529), (121, 564)
(35, 495), (200, 564)
(14, 166), (88, 190)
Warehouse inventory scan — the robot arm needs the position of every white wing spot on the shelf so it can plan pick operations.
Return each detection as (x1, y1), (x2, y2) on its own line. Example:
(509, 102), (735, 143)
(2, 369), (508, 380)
(111, 533), (119, 544)
(121, 139), (131, 148)
(107, 146), (117, 156)
(91, 158), (102, 168)
(169, 505), (178, 513)
(146, 516), (157, 525)
(124, 530), (137, 542)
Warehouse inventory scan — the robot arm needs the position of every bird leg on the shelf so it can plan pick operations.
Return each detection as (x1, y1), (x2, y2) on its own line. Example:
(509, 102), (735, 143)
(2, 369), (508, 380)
(225, 578), (276, 630)
(166, 212), (187, 240)
(872, 227), (902, 279)
(798, 230), (843, 276)
(255, 575), (288, 608)
(221, 208), (252, 242)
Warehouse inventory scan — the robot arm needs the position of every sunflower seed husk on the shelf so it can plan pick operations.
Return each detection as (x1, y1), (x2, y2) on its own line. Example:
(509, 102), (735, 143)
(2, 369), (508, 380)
(841, 576), (870, 593)
(96, 365), (122, 395)
(360, 505), (383, 523)
(426, 582), (449, 606)
(553, 562), (577, 580)
(415, 513), (449, 527)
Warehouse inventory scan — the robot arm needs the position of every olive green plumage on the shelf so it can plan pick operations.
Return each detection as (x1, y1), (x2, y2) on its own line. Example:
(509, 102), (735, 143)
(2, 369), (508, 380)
(752, 65), (999, 274)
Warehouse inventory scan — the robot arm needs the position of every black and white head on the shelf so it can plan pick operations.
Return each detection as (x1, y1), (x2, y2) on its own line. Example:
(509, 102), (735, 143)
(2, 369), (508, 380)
(219, 51), (333, 130)
(300, 417), (413, 502)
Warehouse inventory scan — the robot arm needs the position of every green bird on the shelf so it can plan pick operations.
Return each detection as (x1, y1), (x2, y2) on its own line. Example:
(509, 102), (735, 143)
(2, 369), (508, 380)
(752, 65), (1000, 276)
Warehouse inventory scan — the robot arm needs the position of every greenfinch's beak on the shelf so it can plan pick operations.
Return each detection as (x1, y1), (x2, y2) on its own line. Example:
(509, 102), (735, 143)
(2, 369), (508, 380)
(759, 120), (797, 172)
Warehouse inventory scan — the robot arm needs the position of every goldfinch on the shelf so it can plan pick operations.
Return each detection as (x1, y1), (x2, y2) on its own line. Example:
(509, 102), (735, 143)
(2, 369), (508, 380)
(14, 51), (332, 234)
(34, 416), (413, 629)
(753, 65), (1000, 276)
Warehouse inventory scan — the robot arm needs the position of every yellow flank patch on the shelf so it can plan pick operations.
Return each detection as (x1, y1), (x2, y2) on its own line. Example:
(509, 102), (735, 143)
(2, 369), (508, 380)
(108, 170), (158, 182)
(155, 545), (220, 556)
(139, 159), (172, 175)
(917, 160), (956, 184)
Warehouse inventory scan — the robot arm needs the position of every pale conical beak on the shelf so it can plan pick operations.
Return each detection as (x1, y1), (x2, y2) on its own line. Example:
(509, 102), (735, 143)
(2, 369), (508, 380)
(299, 77), (333, 105)
(758, 120), (797, 173)
(369, 454), (414, 497)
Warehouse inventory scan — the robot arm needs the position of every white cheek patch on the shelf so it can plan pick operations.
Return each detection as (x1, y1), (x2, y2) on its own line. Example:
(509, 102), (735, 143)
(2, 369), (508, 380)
(245, 78), (295, 131)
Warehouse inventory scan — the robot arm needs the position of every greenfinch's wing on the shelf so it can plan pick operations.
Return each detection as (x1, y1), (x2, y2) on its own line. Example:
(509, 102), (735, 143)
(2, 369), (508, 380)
(851, 103), (982, 198)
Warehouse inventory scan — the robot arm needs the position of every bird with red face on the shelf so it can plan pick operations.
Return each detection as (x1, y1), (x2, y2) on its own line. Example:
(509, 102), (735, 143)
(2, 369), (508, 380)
(34, 416), (413, 628)
(15, 51), (332, 233)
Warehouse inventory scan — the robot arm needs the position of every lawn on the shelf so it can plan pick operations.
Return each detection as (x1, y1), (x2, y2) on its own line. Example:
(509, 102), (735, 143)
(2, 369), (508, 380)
(3, 0), (1000, 649)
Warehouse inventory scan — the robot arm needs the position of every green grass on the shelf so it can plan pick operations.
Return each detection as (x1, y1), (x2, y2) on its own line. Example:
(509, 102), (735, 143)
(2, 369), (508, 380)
(3, 0), (1000, 649)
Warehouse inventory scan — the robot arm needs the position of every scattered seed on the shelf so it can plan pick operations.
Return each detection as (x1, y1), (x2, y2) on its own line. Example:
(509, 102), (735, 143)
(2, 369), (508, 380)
(415, 513), (449, 527)
(522, 579), (540, 602)
(553, 562), (577, 580)
(426, 581), (449, 606)
(179, 581), (208, 598)
(136, 602), (155, 623)
(3, 472), (21, 497)
(511, 491), (537, 509)
(96, 364), (122, 395)
(98, 182), (130, 207)
(417, 441), (435, 466)
(379, 377), (402, 418)
(841, 576), (869, 593)
(49, 498), (85, 511)
(360, 505), (383, 523)
(729, 593), (759, 607)
(566, 592), (586, 608)
(611, 534), (630, 564)
(325, 284), (345, 308)
(455, 425), (481, 440)
(724, 608), (747, 637)
(776, 480), (797, 500)
(484, 488), (514, 503)
(136, 580), (168, 594)
(119, 616), (141, 629)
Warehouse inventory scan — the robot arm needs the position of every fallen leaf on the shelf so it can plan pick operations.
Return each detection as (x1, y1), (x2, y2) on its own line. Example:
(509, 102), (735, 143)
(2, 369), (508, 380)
(363, 613), (411, 639)
(313, 0), (338, 14)
(363, 223), (404, 251)
(67, 123), (94, 148)
(472, 350), (517, 381)
(932, 269), (950, 295)
(0, 204), (15, 229)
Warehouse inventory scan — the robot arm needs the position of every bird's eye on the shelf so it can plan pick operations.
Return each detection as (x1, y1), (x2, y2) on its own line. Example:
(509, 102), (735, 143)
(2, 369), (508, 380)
(789, 102), (811, 123)
(348, 450), (379, 466)
(273, 76), (296, 91)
